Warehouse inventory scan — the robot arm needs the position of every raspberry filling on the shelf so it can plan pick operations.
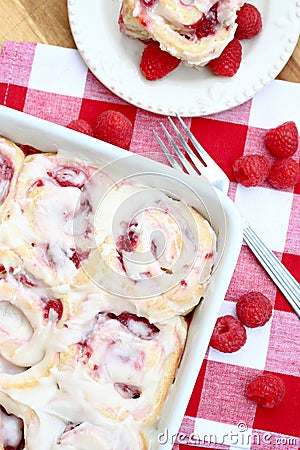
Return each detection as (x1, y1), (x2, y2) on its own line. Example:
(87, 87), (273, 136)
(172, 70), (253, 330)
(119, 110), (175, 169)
(30, 179), (44, 189)
(43, 298), (63, 321)
(116, 230), (138, 253)
(0, 155), (14, 206)
(8, 267), (37, 287)
(116, 224), (139, 274)
(113, 382), (141, 399)
(47, 166), (87, 189)
(42, 243), (90, 271)
(16, 143), (42, 156)
(70, 248), (90, 269)
(140, 0), (220, 40)
(0, 407), (24, 450)
(141, 0), (156, 5)
(78, 341), (93, 364)
(98, 311), (160, 340)
(116, 312), (160, 339)
(195, 3), (218, 38)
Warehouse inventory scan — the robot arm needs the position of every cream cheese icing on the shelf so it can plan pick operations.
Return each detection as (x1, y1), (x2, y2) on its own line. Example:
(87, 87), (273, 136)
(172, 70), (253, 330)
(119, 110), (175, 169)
(49, 313), (187, 425)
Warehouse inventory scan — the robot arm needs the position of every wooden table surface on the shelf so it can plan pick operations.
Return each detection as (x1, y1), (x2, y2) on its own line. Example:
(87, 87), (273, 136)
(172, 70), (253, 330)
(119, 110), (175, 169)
(0, 0), (299, 83)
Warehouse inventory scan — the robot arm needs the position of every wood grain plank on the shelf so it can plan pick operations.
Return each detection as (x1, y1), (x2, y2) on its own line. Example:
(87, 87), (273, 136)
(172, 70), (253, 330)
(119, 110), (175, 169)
(0, 0), (75, 47)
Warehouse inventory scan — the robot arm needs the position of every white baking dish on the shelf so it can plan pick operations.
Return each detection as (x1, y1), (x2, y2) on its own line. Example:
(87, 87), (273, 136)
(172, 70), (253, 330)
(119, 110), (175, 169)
(0, 105), (243, 449)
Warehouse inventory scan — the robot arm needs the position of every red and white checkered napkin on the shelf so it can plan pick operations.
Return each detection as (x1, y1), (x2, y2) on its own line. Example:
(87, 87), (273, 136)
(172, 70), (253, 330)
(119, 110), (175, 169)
(0, 41), (299, 450)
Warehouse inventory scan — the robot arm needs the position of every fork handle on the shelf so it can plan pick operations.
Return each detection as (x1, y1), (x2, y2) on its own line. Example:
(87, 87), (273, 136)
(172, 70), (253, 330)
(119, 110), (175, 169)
(242, 221), (300, 318)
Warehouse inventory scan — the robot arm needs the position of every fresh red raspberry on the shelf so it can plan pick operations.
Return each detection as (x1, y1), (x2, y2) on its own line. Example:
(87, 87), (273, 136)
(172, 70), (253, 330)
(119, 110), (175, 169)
(236, 292), (272, 328)
(233, 154), (271, 187)
(140, 41), (181, 81)
(67, 119), (95, 137)
(93, 110), (133, 149)
(210, 315), (247, 353)
(208, 38), (242, 77)
(264, 121), (298, 158)
(235, 3), (262, 40)
(246, 373), (285, 408)
(268, 158), (300, 190)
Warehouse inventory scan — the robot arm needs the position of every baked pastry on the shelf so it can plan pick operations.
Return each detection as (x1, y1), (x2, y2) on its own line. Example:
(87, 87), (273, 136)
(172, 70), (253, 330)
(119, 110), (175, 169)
(119, 0), (244, 67)
(1, 153), (114, 289)
(74, 180), (216, 321)
(52, 421), (147, 450)
(0, 256), (69, 389)
(50, 312), (187, 425)
(0, 136), (24, 222)
(0, 135), (216, 448)
(0, 391), (41, 449)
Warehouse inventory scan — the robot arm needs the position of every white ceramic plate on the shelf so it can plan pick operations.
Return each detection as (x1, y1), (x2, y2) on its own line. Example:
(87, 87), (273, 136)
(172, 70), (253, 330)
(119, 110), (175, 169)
(69, 0), (300, 116)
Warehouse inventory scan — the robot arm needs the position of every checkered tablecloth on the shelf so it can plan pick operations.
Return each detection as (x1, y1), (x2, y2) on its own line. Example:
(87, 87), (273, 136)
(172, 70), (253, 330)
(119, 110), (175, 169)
(0, 41), (299, 450)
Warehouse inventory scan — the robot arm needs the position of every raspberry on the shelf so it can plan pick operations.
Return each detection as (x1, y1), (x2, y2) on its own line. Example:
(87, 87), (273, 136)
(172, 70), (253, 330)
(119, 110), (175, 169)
(93, 110), (133, 149)
(264, 121), (298, 158)
(196, 3), (218, 38)
(140, 41), (181, 81)
(268, 158), (300, 190)
(233, 154), (271, 187)
(236, 292), (272, 328)
(235, 3), (262, 40)
(246, 373), (285, 408)
(208, 38), (242, 77)
(67, 119), (94, 137)
(210, 315), (247, 353)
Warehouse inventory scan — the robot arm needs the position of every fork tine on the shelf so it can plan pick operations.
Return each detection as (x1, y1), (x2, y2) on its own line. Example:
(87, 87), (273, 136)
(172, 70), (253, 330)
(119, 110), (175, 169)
(159, 123), (198, 175)
(153, 131), (182, 171)
(167, 117), (206, 173)
(175, 113), (209, 162)
(175, 114), (230, 193)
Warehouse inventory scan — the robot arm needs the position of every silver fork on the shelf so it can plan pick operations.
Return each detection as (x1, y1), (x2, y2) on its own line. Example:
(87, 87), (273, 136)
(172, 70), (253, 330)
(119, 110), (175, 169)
(154, 114), (300, 318)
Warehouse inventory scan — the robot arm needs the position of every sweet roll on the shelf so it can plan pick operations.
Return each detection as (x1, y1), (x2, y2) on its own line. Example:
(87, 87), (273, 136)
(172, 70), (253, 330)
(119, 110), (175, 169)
(51, 421), (147, 450)
(119, 0), (244, 67)
(75, 180), (216, 321)
(0, 136), (24, 223)
(1, 153), (114, 289)
(50, 312), (187, 424)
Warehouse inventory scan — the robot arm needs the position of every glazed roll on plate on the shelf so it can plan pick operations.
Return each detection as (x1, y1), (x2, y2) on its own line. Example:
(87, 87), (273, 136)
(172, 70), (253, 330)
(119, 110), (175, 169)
(119, 0), (244, 67)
